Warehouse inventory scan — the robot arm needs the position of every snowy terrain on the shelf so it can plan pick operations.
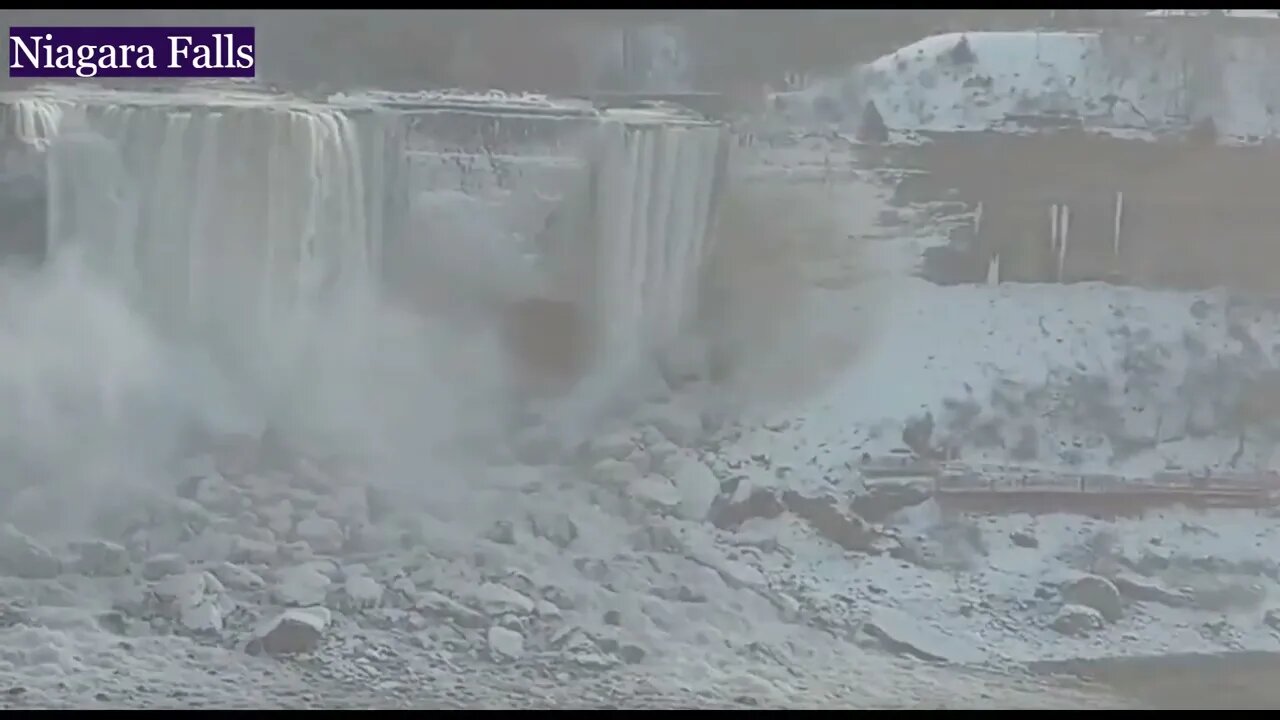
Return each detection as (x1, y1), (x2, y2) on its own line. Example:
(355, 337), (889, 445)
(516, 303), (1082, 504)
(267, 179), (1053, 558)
(779, 30), (1280, 141)
(4, 144), (1279, 707)
(8, 32), (1280, 709)
(728, 274), (1280, 480)
(699, 141), (1280, 678)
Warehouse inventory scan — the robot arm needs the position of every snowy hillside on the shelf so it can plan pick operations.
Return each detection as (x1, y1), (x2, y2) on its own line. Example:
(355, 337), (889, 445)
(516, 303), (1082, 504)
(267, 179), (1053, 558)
(782, 30), (1280, 141)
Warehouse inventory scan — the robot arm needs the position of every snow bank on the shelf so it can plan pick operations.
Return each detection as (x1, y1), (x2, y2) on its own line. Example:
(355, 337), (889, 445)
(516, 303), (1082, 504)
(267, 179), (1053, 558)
(717, 274), (1280, 493)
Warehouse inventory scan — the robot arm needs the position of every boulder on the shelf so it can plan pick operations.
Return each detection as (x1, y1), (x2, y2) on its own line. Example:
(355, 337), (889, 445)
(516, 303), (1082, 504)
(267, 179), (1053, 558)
(582, 432), (637, 463)
(1009, 529), (1039, 549)
(154, 571), (210, 605)
(852, 479), (932, 523)
(248, 606), (331, 656)
(487, 625), (524, 661)
(861, 606), (985, 664)
(529, 511), (578, 549)
(415, 591), (487, 628)
(141, 552), (187, 581)
(1060, 575), (1123, 623)
(70, 540), (130, 577)
(194, 473), (244, 514)
(473, 583), (535, 616)
(178, 597), (224, 634)
(668, 458), (721, 522)
(1264, 608), (1280, 632)
(0, 524), (61, 579)
(209, 562), (265, 591)
(639, 404), (704, 447)
(628, 475), (683, 513)
(229, 535), (278, 565)
(271, 565), (331, 607)
(338, 574), (383, 610)
(294, 515), (344, 555)
(1051, 604), (1105, 636)
(1113, 574), (1193, 608)
(592, 458), (643, 487)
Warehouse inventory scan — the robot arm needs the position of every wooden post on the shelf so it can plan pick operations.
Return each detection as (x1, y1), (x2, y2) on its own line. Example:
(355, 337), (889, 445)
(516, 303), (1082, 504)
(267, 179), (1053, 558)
(1113, 190), (1124, 263)
(1057, 204), (1070, 283)
(1050, 202), (1059, 255)
(1049, 202), (1059, 282)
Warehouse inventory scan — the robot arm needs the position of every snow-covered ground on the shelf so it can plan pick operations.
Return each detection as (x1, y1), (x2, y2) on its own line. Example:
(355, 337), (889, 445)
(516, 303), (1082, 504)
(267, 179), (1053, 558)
(778, 29), (1280, 142)
(10, 30), (1280, 707)
(727, 273), (1280, 480)
(696, 137), (1280, 683)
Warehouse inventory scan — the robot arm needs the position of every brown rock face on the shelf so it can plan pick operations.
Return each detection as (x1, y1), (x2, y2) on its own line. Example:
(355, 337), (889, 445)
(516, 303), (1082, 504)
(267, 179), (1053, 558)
(502, 297), (591, 396)
(712, 487), (880, 552)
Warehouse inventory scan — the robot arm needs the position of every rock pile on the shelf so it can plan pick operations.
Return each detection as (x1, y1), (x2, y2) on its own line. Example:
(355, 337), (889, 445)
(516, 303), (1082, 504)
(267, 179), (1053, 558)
(0, 398), (862, 694)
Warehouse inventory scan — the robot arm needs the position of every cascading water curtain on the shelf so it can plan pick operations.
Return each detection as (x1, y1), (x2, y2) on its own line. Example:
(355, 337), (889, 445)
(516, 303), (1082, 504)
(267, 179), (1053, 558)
(40, 101), (397, 355)
(4, 98), (66, 149)
(0, 98), (68, 266)
(589, 117), (729, 377)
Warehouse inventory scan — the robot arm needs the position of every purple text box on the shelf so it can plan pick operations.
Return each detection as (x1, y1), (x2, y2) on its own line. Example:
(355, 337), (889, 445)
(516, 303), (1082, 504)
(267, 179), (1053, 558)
(9, 26), (255, 79)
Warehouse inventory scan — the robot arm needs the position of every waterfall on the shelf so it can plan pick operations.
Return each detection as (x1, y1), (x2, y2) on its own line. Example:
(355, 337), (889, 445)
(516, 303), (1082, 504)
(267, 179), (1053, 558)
(0, 88), (444, 527)
(587, 114), (729, 377)
(3, 87), (730, 449)
(29, 96), (404, 373)
(0, 97), (65, 266)
(0, 88), (412, 445)
(1, 98), (66, 149)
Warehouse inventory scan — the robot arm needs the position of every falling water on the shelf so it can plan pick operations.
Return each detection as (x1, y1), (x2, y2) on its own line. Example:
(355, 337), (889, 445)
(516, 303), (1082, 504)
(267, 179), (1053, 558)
(588, 114), (729, 377)
(0, 88), (517, 535)
(30, 94), (405, 378)
(2, 87), (728, 454)
(1, 98), (66, 149)
(1, 98), (65, 267)
(0, 88), (422, 454)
